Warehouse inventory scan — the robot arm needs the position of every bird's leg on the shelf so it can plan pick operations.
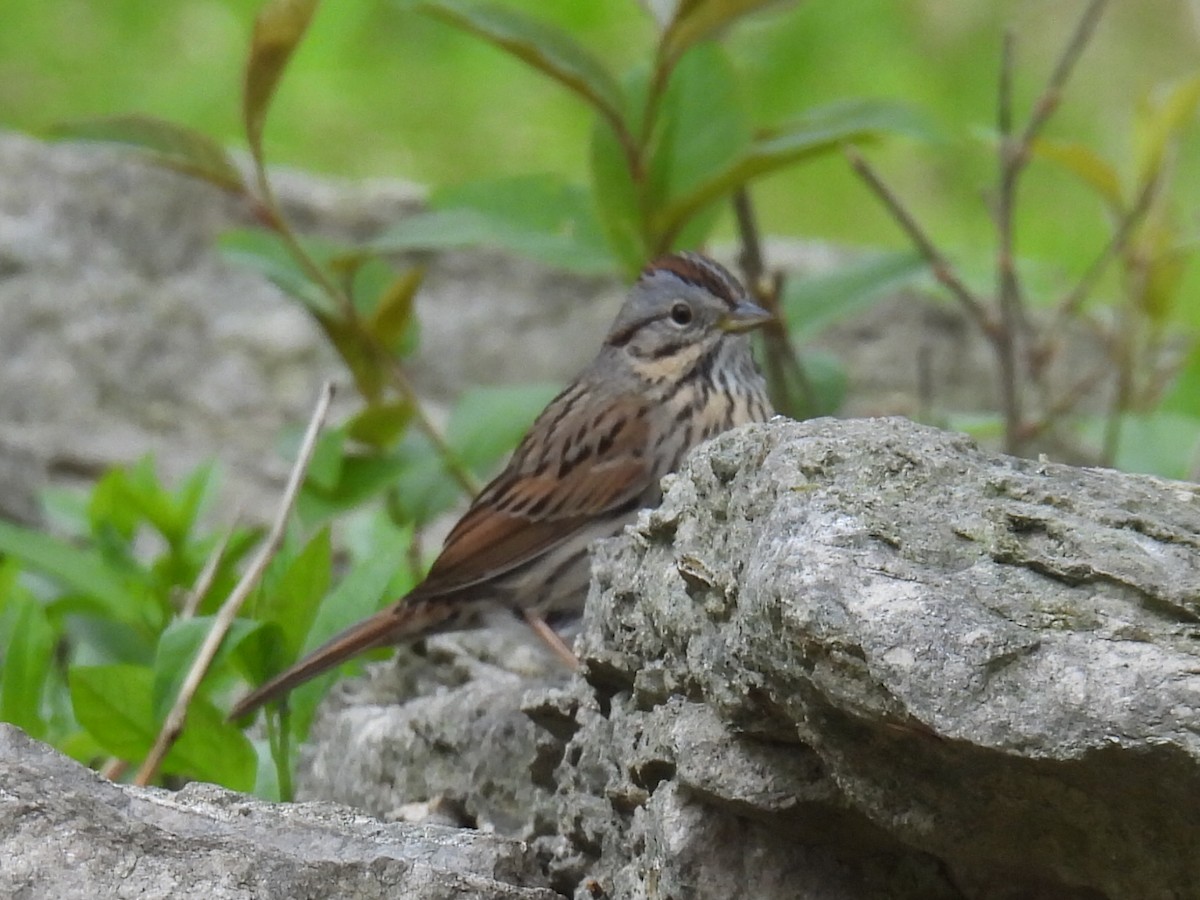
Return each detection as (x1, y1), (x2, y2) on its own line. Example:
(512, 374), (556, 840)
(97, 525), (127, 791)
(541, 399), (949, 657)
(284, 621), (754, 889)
(521, 609), (580, 671)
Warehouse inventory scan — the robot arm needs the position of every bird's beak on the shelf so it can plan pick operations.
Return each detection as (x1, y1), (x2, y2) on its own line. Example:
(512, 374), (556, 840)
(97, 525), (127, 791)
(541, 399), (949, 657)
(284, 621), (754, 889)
(719, 300), (774, 333)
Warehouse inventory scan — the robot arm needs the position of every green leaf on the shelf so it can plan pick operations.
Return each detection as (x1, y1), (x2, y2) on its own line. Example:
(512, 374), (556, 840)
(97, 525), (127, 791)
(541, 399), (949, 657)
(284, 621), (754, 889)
(374, 175), (616, 274)
(369, 436), (462, 527)
(447, 383), (561, 476)
(173, 462), (221, 544)
(346, 401), (415, 448)
(90, 456), (213, 549)
(780, 251), (926, 336)
(1029, 138), (1123, 212)
(0, 519), (147, 628)
(1136, 72), (1200, 185)
(39, 487), (92, 540)
(365, 266), (424, 350)
(645, 42), (751, 253)
(659, 0), (793, 69)
(0, 593), (54, 739)
(304, 429), (346, 494)
(70, 665), (167, 758)
(256, 527), (332, 659)
(591, 107), (649, 276)
(1161, 342), (1200, 417)
(411, 0), (626, 132)
(48, 115), (245, 193)
(71, 664), (256, 790)
(1133, 223), (1193, 324)
(58, 729), (107, 767)
(656, 99), (923, 245)
(218, 229), (337, 317)
(244, 0), (320, 163)
(62, 614), (156, 666)
(284, 528), (412, 737)
(297, 451), (417, 524)
(152, 617), (265, 720)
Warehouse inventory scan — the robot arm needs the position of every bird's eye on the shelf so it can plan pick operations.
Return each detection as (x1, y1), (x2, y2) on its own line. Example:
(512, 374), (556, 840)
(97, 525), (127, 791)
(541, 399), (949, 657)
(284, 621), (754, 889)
(669, 302), (693, 326)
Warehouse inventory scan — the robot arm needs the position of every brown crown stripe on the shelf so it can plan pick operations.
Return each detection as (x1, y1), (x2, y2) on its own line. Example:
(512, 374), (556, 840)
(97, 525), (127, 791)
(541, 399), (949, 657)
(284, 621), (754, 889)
(641, 252), (742, 307)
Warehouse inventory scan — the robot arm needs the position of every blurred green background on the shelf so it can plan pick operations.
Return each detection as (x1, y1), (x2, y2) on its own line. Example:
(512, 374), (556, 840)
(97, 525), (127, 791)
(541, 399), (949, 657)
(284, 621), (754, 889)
(2, 0), (1198, 288)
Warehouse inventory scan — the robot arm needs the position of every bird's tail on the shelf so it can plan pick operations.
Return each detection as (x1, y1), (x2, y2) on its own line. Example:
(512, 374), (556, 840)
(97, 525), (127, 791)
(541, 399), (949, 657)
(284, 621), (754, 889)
(227, 597), (454, 721)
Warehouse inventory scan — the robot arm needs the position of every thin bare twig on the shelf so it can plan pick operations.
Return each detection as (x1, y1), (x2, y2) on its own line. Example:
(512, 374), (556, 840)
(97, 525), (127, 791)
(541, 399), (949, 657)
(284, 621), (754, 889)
(1019, 361), (1113, 444)
(994, 28), (1025, 452)
(133, 381), (335, 787)
(731, 187), (815, 417)
(100, 758), (128, 782)
(991, 0), (1109, 450)
(845, 147), (995, 334)
(733, 187), (767, 291)
(1054, 172), (1161, 323)
(1018, 0), (1109, 150)
(181, 521), (238, 619)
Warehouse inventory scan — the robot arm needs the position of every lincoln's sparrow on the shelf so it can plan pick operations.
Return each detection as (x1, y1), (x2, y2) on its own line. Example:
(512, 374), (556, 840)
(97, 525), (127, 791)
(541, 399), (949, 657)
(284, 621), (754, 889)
(230, 252), (772, 718)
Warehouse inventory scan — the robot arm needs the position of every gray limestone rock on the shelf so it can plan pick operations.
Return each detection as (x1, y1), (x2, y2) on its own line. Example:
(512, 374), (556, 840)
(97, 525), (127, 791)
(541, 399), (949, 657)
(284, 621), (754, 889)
(5, 417), (1198, 899)
(296, 622), (571, 837)
(551, 416), (1200, 900)
(0, 723), (557, 900)
(293, 417), (1200, 899)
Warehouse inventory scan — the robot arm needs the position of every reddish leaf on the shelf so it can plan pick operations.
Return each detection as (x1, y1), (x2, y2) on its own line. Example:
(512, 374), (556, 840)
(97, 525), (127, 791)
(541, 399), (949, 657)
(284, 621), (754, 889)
(244, 0), (320, 163)
(50, 115), (244, 193)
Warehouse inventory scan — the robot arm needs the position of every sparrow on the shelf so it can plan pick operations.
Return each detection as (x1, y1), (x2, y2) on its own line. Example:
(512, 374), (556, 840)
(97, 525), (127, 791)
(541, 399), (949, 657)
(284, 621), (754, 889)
(229, 251), (772, 718)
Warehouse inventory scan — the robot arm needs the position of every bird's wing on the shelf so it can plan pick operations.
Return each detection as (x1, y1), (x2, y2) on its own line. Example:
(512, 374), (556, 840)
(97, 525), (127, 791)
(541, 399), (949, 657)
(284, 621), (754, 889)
(226, 386), (653, 721)
(414, 388), (652, 599)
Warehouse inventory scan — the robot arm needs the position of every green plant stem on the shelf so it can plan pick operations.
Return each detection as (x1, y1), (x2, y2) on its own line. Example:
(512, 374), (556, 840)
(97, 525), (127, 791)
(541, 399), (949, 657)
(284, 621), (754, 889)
(266, 706), (294, 802)
(382, 355), (480, 496)
(604, 111), (645, 186)
(248, 170), (477, 498)
(1102, 310), (1134, 467)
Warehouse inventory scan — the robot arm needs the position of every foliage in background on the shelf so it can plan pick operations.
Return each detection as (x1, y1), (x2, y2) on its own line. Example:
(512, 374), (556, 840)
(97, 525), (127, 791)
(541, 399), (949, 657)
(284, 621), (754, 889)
(0, 0), (1197, 804)
(6, 0), (920, 798)
(5, 0), (1200, 269)
(848, 0), (1200, 474)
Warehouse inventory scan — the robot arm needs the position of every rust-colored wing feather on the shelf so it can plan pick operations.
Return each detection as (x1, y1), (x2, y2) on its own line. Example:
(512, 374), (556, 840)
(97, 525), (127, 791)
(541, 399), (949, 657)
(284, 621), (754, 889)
(416, 389), (651, 598)
(229, 383), (653, 719)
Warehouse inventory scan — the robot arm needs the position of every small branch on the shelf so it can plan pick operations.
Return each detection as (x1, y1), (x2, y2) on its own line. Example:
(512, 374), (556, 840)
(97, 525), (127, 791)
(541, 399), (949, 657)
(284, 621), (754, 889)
(1054, 172), (1160, 323)
(732, 187), (767, 291)
(731, 188), (815, 418)
(602, 109), (645, 187)
(181, 522), (237, 619)
(994, 28), (1025, 452)
(100, 758), (128, 782)
(1018, 361), (1112, 445)
(990, 0), (1109, 452)
(382, 355), (480, 496)
(845, 147), (995, 334)
(133, 381), (335, 787)
(1018, 0), (1109, 149)
(266, 706), (293, 802)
